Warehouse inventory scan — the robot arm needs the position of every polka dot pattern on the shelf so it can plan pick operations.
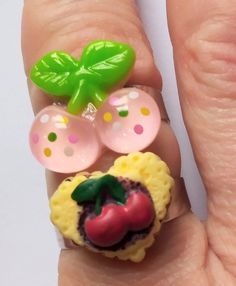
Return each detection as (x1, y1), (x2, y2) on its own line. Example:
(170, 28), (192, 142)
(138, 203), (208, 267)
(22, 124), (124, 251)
(95, 88), (161, 153)
(48, 132), (57, 142)
(44, 148), (52, 157)
(32, 134), (39, 144)
(140, 107), (150, 116)
(109, 96), (119, 106)
(128, 91), (139, 99)
(53, 115), (69, 129)
(64, 146), (74, 157)
(119, 110), (129, 117)
(103, 112), (113, 122)
(30, 106), (103, 173)
(40, 114), (49, 124)
(63, 117), (69, 125)
(134, 124), (144, 135)
(112, 122), (122, 131)
(68, 134), (79, 144)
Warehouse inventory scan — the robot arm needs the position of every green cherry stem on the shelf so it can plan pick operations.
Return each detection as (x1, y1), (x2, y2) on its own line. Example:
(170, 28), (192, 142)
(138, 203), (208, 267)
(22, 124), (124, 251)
(68, 81), (107, 114)
(95, 194), (103, 216)
(90, 86), (107, 108)
(68, 79), (88, 115)
(99, 175), (126, 205)
(71, 175), (126, 215)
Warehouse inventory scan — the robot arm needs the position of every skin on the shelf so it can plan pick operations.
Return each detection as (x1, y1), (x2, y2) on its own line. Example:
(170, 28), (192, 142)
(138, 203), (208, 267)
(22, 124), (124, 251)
(22, 0), (236, 285)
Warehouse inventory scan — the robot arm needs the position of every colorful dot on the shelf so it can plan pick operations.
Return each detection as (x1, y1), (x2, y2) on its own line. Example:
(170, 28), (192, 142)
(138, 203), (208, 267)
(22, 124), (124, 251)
(55, 123), (67, 129)
(119, 110), (129, 117)
(112, 122), (122, 131)
(63, 116), (69, 125)
(128, 91), (139, 100)
(68, 134), (79, 144)
(109, 96), (119, 106)
(134, 124), (144, 135)
(53, 115), (69, 129)
(64, 146), (74, 157)
(40, 114), (49, 123)
(116, 96), (128, 106)
(31, 133), (39, 144)
(48, 132), (57, 142)
(103, 112), (113, 122)
(44, 148), (52, 157)
(140, 107), (150, 116)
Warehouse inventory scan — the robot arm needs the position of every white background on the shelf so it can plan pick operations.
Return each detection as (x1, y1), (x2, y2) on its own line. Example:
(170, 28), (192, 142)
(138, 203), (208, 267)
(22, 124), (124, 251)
(0, 1), (206, 285)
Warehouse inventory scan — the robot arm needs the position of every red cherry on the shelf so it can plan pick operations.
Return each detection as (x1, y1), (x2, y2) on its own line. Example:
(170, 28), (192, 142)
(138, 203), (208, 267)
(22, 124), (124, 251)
(84, 204), (127, 247)
(124, 192), (155, 231)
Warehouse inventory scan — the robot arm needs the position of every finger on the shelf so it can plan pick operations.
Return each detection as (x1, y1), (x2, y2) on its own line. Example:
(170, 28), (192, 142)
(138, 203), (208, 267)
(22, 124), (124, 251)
(22, 0), (184, 284)
(59, 214), (205, 286)
(167, 0), (236, 275)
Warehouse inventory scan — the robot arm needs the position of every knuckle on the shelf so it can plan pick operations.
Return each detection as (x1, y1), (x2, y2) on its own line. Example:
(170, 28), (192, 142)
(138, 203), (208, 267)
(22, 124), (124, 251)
(53, 11), (157, 84)
(55, 12), (142, 54)
(24, 0), (159, 86)
(182, 15), (236, 99)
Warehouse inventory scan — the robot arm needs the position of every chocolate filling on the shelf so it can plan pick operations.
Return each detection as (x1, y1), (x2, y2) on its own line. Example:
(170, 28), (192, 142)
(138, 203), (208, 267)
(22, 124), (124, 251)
(77, 177), (155, 251)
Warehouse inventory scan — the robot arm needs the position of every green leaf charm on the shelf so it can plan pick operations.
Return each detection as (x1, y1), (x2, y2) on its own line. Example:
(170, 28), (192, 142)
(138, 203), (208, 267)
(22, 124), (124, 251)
(80, 41), (135, 89)
(30, 41), (135, 114)
(30, 52), (80, 96)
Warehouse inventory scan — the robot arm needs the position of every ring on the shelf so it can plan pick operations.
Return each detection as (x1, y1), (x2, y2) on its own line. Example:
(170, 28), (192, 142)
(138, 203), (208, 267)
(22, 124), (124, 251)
(28, 40), (191, 262)
(58, 177), (190, 247)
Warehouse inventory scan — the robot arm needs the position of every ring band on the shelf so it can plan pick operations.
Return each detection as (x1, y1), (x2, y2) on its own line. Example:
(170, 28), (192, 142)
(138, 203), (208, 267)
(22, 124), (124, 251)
(164, 177), (191, 222)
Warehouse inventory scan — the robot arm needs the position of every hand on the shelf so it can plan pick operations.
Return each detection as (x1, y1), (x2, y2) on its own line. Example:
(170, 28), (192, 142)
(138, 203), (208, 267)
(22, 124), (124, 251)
(22, 1), (236, 285)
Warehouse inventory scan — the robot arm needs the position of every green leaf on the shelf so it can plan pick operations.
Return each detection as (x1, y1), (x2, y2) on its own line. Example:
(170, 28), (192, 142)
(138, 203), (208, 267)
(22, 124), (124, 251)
(30, 51), (80, 96)
(71, 179), (99, 202)
(80, 40), (135, 89)
(30, 41), (136, 115)
(71, 175), (126, 207)
(99, 175), (126, 204)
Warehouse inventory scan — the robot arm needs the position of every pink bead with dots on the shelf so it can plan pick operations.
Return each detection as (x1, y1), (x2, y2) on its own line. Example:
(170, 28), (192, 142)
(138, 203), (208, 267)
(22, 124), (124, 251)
(29, 106), (102, 173)
(95, 88), (161, 153)
(29, 89), (161, 173)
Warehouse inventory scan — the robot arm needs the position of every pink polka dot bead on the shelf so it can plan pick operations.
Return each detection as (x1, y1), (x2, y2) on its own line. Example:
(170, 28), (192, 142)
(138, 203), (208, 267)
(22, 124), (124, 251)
(95, 88), (161, 153)
(29, 106), (102, 173)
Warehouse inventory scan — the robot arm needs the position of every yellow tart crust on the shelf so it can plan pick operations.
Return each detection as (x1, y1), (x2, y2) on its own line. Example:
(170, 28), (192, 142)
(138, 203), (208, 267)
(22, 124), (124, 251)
(50, 152), (174, 262)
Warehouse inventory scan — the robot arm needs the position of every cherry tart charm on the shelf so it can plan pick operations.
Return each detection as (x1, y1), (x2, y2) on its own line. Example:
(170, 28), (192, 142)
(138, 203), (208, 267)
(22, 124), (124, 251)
(50, 152), (174, 262)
